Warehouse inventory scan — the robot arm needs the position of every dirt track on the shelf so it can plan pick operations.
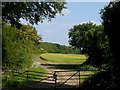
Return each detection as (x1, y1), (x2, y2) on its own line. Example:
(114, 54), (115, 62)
(29, 54), (93, 89)
(38, 56), (80, 88)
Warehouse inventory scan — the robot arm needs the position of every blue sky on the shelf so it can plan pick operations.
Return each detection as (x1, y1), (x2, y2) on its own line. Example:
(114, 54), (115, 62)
(21, 2), (109, 46)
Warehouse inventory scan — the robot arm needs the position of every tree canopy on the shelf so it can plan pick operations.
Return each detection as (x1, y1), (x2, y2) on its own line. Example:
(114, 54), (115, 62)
(2, 2), (66, 27)
(2, 1), (66, 70)
(68, 22), (111, 67)
(100, 1), (120, 68)
(2, 22), (41, 71)
(80, 2), (120, 89)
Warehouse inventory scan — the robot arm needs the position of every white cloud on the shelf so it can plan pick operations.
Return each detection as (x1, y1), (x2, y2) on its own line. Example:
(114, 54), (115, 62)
(62, 9), (70, 16)
(61, 20), (102, 30)
(62, 23), (76, 29)
(38, 20), (51, 25)
(66, 0), (110, 2)
(79, 20), (102, 25)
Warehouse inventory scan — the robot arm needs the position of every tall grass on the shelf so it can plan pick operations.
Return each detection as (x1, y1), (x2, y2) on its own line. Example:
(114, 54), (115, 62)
(2, 66), (46, 89)
(2, 53), (46, 89)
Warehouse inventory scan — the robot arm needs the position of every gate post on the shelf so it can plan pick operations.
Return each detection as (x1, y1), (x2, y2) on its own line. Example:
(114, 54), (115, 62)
(79, 70), (80, 88)
(54, 71), (57, 89)
(26, 70), (29, 82)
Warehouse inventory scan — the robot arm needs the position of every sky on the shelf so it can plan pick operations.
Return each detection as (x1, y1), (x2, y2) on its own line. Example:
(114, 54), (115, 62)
(21, 2), (109, 46)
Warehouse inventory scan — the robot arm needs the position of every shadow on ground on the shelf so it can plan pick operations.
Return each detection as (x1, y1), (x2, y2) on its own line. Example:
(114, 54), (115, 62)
(1, 81), (79, 90)
(2, 81), (80, 90)
(41, 63), (82, 71)
(27, 81), (80, 89)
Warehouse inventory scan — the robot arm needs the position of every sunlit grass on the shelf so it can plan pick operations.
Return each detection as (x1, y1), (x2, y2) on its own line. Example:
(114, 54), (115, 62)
(2, 53), (46, 89)
(40, 53), (87, 64)
(27, 66), (46, 82)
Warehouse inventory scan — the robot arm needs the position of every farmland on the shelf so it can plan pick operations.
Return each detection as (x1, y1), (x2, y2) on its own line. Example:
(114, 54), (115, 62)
(40, 53), (87, 64)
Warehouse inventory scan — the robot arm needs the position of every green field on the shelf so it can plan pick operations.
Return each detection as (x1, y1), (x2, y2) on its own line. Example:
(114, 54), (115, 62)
(2, 53), (98, 89)
(40, 53), (87, 64)
(40, 53), (98, 71)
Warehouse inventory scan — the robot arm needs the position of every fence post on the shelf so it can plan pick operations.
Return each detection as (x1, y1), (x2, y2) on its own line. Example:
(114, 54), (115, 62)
(26, 70), (29, 82)
(79, 70), (80, 88)
(54, 71), (57, 89)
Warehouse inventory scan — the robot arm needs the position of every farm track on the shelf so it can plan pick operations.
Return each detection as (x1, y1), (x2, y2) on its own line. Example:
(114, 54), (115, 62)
(39, 58), (79, 87)
(28, 54), (94, 89)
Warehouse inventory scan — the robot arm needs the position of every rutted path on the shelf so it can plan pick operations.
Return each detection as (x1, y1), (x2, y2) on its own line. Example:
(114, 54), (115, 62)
(29, 54), (95, 89)
(39, 56), (80, 88)
(28, 54), (80, 89)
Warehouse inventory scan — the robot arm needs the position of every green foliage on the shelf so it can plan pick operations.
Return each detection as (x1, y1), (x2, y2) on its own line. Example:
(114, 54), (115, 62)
(2, 72), (27, 89)
(81, 69), (120, 90)
(80, 2), (120, 89)
(68, 22), (112, 67)
(2, 2), (66, 26)
(100, 2), (120, 68)
(34, 42), (80, 54)
(2, 22), (41, 71)
(79, 65), (98, 71)
(69, 22), (96, 51)
(2, 66), (46, 89)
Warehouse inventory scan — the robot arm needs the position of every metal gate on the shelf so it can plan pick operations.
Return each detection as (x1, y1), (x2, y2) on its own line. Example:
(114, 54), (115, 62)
(12, 70), (95, 89)
(53, 70), (80, 89)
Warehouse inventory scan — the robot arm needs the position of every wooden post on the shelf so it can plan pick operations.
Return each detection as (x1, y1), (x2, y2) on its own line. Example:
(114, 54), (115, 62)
(79, 71), (80, 88)
(26, 70), (29, 82)
(54, 71), (57, 89)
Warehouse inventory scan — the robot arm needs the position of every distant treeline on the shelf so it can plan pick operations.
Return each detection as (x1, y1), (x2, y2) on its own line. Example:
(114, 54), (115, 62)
(34, 42), (80, 54)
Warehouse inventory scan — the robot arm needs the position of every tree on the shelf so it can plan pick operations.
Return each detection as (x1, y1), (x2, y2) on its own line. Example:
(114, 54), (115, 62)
(68, 22), (111, 67)
(100, 2), (120, 69)
(2, 1), (66, 70)
(69, 22), (96, 52)
(80, 3), (120, 89)
(2, 2), (66, 27)
(2, 22), (41, 71)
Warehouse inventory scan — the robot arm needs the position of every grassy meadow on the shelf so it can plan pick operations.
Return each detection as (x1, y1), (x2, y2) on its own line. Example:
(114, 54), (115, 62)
(40, 53), (87, 64)
(40, 53), (98, 71)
